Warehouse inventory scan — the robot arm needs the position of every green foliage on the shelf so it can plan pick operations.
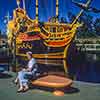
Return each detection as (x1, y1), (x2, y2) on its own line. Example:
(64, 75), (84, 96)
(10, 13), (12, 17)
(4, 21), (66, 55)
(67, 11), (100, 38)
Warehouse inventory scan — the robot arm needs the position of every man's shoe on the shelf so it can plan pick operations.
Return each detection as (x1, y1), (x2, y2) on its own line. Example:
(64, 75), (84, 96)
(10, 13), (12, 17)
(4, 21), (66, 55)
(23, 86), (29, 92)
(17, 88), (24, 93)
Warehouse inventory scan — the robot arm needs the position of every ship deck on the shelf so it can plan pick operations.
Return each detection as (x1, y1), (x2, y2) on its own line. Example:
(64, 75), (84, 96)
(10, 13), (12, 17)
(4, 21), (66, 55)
(0, 71), (100, 100)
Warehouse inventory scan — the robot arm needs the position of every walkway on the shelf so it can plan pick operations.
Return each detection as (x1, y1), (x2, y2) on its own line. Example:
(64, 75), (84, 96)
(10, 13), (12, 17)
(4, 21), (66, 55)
(0, 72), (100, 100)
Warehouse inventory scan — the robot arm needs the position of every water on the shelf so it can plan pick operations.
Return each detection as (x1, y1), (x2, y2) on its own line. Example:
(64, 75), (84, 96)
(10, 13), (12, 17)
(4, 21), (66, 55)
(68, 48), (100, 83)
(0, 47), (9, 72)
(0, 64), (9, 71)
(0, 45), (100, 83)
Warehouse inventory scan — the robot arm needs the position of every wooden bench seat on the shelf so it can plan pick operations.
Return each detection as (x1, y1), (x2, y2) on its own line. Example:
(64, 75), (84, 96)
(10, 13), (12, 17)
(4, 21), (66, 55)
(31, 75), (73, 96)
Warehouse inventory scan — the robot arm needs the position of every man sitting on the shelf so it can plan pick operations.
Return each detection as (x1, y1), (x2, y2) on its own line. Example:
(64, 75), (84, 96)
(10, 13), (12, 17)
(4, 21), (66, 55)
(14, 51), (39, 92)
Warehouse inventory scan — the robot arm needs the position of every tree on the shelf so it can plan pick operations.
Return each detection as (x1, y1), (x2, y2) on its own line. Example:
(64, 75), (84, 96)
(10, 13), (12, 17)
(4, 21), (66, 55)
(77, 13), (97, 38)
(67, 11), (76, 23)
(94, 18), (100, 35)
(0, 30), (1, 36)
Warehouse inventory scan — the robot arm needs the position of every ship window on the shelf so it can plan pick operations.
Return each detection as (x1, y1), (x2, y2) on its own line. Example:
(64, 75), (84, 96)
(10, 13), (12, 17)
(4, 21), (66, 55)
(53, 27), (56, 32)
(58, 27), (64, 32)
(50, 27), (57, 33)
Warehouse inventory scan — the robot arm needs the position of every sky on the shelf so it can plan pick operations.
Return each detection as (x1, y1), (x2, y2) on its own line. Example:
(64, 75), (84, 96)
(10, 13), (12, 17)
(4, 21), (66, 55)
(0, 0), (100, 34)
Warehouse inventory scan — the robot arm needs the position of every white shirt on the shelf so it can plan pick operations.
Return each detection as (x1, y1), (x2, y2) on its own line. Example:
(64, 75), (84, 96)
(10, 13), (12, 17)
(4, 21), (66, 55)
(27, 58), (36, 69)
(27, 58), (39, 76)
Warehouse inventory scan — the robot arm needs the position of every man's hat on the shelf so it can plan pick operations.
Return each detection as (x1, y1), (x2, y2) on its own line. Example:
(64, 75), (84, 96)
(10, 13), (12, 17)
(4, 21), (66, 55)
(26, 51), (32, 55)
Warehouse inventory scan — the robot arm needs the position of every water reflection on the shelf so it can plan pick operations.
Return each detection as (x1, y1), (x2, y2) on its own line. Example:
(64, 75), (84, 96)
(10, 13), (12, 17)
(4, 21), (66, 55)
(0, 42), (100, 83)
(68, 43), (100, 83)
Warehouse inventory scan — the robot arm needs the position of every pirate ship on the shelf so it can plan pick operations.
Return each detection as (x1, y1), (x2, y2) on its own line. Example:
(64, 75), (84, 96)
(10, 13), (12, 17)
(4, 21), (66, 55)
(7, 0), (91, 74)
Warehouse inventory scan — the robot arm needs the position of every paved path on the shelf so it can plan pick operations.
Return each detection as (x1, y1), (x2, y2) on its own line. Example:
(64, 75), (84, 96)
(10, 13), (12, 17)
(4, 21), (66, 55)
(0, 72), (100, 100)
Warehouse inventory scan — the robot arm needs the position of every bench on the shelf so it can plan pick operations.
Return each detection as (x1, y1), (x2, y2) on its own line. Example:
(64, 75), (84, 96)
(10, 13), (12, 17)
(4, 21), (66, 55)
(31, 75), (73, 96)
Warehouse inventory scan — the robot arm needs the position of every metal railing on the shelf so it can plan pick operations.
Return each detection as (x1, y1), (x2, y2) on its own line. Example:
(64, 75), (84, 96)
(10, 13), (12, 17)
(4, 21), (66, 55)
(76, 43), (100, 51)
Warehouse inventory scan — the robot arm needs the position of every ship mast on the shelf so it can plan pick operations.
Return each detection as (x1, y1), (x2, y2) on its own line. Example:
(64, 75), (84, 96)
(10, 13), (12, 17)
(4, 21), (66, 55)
(22, 0), (26, 10)
(35, 0), (58, 21)
(16, 0), (26, 10)
(36, 0), (38, 20)
(16, 0), (20, 8)
(56, 0), (59, 20)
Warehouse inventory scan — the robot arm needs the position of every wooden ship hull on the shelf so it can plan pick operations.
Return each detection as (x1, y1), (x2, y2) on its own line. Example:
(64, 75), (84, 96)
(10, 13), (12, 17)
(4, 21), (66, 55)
(7, 0), (89, 73)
